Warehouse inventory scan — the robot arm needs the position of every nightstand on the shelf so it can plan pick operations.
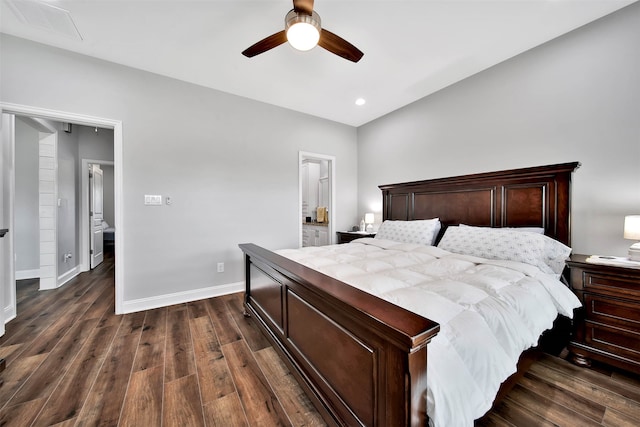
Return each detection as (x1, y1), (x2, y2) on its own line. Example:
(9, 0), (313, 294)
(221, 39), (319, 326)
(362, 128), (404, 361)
(336, 231), (376, 244)
(567, 254), (640, 374)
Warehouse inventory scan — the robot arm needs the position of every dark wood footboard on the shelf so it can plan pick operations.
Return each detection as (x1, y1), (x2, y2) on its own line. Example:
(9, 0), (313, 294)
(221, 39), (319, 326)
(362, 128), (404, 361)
(239, 243), (440, 427)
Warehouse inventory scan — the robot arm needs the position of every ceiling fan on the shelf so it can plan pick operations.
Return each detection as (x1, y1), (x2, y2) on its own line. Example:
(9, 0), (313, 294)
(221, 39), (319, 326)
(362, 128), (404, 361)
(242, 0), (363, 63)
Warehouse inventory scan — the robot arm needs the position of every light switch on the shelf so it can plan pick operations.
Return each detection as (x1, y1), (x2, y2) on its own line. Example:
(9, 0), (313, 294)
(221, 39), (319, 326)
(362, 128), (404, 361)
(144, 195), (162, 205)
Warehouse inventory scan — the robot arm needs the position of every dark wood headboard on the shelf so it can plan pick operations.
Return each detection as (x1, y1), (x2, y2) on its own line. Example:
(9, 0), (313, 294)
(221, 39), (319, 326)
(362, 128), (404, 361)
(379, 162), (580, 246)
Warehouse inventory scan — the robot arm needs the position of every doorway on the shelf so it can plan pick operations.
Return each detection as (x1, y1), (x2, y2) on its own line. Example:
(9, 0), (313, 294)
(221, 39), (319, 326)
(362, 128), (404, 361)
(81, 159), (114, 272)
(0, 103), (124, 330)
(299, 151), (335, 248)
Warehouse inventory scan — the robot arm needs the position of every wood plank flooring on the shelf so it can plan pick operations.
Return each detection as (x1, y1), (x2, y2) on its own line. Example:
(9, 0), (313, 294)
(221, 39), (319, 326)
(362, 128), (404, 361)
(1, 252), (640, 426)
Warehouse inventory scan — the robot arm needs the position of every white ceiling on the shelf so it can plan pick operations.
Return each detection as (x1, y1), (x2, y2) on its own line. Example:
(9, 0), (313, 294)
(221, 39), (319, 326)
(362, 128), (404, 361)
(1, 0), (636, 127)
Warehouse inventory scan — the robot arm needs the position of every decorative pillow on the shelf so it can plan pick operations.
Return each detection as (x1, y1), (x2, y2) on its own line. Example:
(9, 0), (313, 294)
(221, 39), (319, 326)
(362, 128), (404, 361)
(437, 226), (571, 275)
(375, 219), (441, 246)
(459, 224), (545, 234)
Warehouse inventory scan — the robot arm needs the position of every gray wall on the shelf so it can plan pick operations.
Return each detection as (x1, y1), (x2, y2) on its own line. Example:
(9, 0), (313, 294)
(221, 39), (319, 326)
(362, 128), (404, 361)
(7, 3), (635, 307)
(14, 118), (39, 272)
(358, 3), (640, 257)
(0, 35), (358, 304)
(78, 125), (114, 162)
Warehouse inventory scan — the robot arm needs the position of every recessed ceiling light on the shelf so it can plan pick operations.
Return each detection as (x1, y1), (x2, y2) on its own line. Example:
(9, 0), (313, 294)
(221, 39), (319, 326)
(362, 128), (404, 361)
(355, 98), (366, 106)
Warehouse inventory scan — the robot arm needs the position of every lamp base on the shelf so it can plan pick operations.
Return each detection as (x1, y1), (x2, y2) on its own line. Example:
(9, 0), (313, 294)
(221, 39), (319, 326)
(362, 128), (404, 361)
(629, 242), (640, 261)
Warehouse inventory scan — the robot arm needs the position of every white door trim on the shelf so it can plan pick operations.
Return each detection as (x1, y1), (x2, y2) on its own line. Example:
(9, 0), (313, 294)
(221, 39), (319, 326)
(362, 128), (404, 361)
(0, 102), (125, 314)
(299, 151), (336, 247)
(1, 114), (16, 331)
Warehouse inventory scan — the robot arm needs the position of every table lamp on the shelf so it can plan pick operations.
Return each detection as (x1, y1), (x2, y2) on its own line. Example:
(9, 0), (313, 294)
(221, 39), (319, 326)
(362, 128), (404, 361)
(365, 213), (374, 233)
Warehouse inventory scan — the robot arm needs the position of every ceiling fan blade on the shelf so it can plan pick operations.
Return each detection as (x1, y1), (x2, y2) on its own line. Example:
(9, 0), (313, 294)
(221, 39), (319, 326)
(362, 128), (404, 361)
(242, 31), (288, 58)
(293, 0), (314, 15)
(318, 28), (363, 63)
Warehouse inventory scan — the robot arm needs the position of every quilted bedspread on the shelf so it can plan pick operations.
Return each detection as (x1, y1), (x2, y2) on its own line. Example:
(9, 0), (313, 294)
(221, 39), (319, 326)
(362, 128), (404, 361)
(277, 238), (581, 427)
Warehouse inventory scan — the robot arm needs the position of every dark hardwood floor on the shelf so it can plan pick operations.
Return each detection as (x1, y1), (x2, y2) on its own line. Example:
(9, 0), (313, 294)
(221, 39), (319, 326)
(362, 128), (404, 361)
(1, 252), (640, 426)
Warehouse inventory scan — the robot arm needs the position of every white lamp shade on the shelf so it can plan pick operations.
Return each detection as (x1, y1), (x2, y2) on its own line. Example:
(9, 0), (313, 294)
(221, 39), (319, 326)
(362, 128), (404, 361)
(624, 215), (640, 240)
(285, 10), (321, 51)
(364, 213), (374, 224)
(286, 23), (319, 50)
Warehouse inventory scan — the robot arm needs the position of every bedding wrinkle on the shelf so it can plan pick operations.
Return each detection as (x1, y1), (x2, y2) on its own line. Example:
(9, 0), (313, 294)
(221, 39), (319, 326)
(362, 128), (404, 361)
(416, 280), (488, 306)
(475, 298), (537, 358)
(347, 274), (413, 294)
(408, 257), (475, 277)
(379, 268), (435, 286)
(276, 239), (579, 426)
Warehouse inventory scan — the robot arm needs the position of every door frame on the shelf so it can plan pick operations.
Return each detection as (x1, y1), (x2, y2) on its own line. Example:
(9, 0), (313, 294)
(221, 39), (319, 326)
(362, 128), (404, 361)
(81, 159), (114, 272)
(0, 102), (125, 315)
(1, 114), (16, 333)
(299, 151), (336, 247)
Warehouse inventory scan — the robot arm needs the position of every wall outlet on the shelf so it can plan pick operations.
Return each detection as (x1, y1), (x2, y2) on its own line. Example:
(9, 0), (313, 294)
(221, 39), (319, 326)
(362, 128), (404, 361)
(217, 262), (224, 273)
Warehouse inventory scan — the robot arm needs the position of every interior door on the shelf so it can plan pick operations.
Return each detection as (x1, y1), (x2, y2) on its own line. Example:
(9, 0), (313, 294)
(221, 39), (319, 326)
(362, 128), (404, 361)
(1, 113), (17, 335)
(89, 164), (104, 269)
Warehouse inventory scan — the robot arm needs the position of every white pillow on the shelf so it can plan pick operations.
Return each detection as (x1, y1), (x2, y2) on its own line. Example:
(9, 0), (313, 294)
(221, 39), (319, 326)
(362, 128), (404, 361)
(375, 219), (441, 246)
(437, 226), (571, 275)
(459, 224), (545, 234)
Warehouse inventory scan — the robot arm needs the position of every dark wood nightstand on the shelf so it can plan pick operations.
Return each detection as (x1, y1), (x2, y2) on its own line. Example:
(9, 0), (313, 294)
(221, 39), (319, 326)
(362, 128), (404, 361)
(567, 254), (640, 374)
(336, 231), (376, 244)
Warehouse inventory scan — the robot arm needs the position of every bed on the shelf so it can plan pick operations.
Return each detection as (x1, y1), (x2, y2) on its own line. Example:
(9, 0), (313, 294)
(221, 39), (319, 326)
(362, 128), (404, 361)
(102, 221), (115, 248)
(239, 162), (581, 426)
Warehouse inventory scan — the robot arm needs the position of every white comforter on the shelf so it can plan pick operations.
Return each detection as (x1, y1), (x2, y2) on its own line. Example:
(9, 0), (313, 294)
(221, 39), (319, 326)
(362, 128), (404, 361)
(277, 238), (581, 427)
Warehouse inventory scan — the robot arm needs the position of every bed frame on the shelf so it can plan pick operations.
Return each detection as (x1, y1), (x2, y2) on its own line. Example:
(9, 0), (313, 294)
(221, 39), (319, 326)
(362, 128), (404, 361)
(239, 161), (580, 426)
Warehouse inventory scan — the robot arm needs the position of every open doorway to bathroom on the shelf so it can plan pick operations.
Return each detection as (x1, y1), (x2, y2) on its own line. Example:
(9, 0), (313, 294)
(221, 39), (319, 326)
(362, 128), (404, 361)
(299, 152), (335, 248)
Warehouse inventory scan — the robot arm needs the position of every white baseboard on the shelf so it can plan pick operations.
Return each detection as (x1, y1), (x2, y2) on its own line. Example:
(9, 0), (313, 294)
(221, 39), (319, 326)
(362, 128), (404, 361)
(16, 269), (40, 280)
(58, 265), (81, 287)
(121, 281), (244, 314)
(4, 304), (16, 324)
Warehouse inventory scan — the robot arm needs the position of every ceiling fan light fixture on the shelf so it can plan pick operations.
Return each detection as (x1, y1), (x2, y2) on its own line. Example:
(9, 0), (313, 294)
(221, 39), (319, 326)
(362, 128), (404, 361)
(242, 2), (362, 63)
(285, 9), (321, 51)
